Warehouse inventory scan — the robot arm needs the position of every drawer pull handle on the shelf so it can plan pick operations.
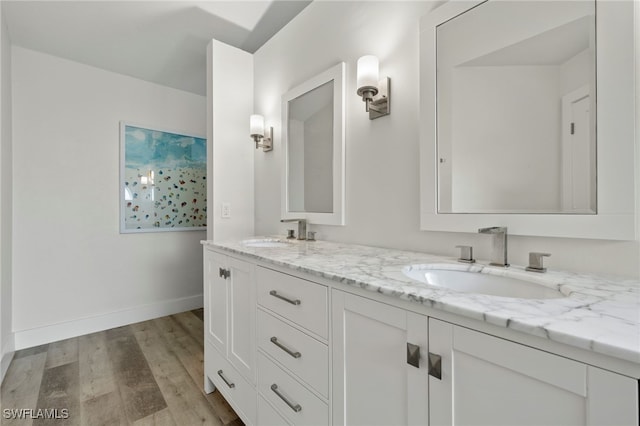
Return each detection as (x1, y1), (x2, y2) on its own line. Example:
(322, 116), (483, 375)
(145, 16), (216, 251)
(270, 337), (302, 359)
(269, 290), (301, 306)
(271, 384), (302, 413)
(217, 370), (235, 388)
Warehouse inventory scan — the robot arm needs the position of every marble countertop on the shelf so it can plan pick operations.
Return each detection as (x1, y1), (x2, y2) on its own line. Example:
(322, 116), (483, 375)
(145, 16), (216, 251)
(202, 238), (640, 365)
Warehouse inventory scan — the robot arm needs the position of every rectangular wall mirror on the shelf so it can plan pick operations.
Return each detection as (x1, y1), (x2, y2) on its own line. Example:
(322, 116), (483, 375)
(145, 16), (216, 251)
(420, 0), (636, 239)
(281, 62), (346, 226)
(437, 0), (596, 214)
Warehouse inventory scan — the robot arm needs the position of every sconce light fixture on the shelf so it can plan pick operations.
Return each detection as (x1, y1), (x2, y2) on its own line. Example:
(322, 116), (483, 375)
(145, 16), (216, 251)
(356, 55), (390, 119)
(250, 114), (273, 152)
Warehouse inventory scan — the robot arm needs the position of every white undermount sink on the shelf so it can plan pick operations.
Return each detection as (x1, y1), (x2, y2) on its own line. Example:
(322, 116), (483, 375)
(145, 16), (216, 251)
(402, 265), (564, 299)
(242, 238), (291, 248)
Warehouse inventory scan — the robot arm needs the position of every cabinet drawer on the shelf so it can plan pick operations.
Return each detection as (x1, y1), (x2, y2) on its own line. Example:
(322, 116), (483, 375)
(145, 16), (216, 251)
(258, 395), (292, 426)
(258, 352), (329, 426)
(257, 267), (328, 339)
(205, 342), (256, 425)
(257, 309), (329, 398)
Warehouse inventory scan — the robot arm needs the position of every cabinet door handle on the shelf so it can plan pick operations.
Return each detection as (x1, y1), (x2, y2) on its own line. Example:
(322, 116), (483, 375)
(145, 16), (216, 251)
(407, 342), (420, 368)
(269, 290), (301, 306)
(218, 268), (230, 279)
(428, 352), (442, 380)
(217, 370), (235, 388)
(271, 384), (302, 413)
(270, 337), (302, 358)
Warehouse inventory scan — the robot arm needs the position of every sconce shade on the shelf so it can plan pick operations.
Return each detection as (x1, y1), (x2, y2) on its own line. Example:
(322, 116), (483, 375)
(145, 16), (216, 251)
(249, 114), (273, 152)
(250, 114), (265, 137)
(357, 55), (379, 91)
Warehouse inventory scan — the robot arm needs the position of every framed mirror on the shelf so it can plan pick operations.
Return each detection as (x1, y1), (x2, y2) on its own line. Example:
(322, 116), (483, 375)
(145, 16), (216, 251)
(420, 0), (636, 239)
(436, 0), (596, 214)
(281, 62), (346, 225)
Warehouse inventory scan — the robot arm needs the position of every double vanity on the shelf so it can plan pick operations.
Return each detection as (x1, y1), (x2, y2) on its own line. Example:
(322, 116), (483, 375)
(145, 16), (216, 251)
(201, 237), (639, 426)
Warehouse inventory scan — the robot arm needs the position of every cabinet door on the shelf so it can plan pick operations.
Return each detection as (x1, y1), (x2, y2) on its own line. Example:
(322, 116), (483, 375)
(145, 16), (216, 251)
(429, 319), (639, 426)
(204, 249), (227, 354)
(332, 290), (429, 426)
(227, 256), (256, 383)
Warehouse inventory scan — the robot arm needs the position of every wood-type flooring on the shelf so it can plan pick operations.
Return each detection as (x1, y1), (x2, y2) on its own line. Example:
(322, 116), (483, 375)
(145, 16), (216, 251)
(0, 309), (244, 426)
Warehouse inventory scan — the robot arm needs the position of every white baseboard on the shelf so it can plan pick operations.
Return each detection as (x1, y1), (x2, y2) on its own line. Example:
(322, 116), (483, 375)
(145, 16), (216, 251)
(1, 337), (15, 384)
(14, 294), (203, 351)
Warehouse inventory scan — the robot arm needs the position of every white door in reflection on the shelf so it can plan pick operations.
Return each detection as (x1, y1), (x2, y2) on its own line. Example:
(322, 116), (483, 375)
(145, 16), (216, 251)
(562, 86), (595, 213)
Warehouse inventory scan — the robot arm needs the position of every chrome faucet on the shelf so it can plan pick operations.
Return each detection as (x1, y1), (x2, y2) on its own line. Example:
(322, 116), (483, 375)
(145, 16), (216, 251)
(281, 219), (307, 240)
(478, 227), (509, 267)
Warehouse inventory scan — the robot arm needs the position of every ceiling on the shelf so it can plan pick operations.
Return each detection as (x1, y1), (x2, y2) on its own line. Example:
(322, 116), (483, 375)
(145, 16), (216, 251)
(462, 16), (592, 67)
(2, 1), (312, 95)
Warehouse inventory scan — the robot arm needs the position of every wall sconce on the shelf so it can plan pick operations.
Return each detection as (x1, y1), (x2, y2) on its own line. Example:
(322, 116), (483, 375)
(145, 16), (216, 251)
(250, 114), (273, 152)
(356, 55), (390, 120)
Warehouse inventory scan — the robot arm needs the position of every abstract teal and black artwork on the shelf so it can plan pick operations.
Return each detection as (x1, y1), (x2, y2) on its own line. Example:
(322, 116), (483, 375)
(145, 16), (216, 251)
(120, 122), (206, 232)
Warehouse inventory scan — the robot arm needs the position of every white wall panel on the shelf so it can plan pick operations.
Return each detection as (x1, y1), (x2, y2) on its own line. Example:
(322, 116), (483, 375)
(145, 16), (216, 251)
(12, 47), (206, 341)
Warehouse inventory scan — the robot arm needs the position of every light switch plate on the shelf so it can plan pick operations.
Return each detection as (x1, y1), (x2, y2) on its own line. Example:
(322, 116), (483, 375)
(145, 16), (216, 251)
(221, 203), (231, 218)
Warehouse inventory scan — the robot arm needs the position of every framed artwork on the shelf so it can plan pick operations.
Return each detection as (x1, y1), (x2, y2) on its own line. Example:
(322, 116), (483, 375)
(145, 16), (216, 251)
(120, 122), (207, 233)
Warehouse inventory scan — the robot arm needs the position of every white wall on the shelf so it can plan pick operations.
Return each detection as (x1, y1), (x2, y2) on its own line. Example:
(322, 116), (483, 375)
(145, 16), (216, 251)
(450, 65), (561, 212)
(253, 1), (639, 279)
(0, 3), (14, 381)
(288, 119), (305, 212)
(304, 104), (333, 213)
(636, 0), (640, 279)
(561, 49), (591, 95)
(12, 47), (206, 348)
(208, 40), (254, 243)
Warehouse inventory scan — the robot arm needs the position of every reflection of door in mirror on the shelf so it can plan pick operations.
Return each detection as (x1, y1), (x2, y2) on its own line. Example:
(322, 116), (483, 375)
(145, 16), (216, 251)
(561, 85), (595, 213)
(436, 0), (596, 214)
(287, 81), (334, 214)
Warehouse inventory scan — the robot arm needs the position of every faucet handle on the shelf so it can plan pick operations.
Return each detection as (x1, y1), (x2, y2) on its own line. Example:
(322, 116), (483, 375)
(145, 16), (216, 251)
(307, 231), (316, 241)
(455, 245), (475, 264)
(281, 219), (307, 240)
(286, 229), (295, 239)
(526, 252), (551, 273)
(478, 226), (507, 234)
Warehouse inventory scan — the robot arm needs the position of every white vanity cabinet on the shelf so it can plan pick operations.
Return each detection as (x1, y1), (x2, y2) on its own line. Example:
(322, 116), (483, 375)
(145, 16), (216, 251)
(203, 248), (257, 424)
(203, 244), (639, 426)
(428, 319), (639, 426)
(331, 290), (429, 425)
(331, 290), (638, 426)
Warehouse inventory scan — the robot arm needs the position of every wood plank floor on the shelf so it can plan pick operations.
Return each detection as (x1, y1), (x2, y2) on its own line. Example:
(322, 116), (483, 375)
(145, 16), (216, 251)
(0, 309), (244, 426)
